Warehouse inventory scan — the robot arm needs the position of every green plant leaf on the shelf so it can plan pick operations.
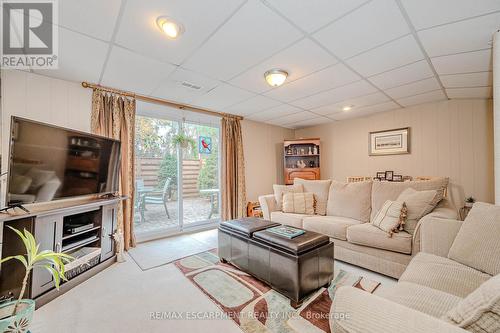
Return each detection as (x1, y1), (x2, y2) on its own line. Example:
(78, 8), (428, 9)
(42, 265), (62, 289)
(0, 255), (28, 268)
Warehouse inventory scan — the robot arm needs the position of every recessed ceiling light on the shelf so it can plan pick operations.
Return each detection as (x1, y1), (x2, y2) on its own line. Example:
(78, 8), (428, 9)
(342, 105), (354, 112)
(156, 16), (184, 39)
(264, 69), (288, 87)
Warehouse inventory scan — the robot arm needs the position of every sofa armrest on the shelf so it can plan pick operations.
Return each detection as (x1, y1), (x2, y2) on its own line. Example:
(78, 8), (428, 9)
(331, 287), (467, 333)
(258, 194), (278, 220)
(412, 199), (459, 254)
(417, 216), (463, 257)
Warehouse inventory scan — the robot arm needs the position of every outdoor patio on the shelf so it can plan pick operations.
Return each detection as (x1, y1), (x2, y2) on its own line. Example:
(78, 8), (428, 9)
(134, 196), (220, 235)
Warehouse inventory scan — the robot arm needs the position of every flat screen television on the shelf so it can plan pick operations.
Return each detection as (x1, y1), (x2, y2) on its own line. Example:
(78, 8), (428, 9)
(6, 117), (121, 206)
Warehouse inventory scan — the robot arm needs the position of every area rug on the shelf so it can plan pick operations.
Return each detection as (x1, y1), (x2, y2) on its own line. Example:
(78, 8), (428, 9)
(174, 250), (380, 333)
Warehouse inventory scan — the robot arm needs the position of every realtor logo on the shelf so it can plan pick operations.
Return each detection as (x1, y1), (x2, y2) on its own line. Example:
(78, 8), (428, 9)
(1, 0), (58, 69)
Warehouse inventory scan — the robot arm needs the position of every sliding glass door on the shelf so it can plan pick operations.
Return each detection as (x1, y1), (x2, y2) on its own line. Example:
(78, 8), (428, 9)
(134, 115), (220, 241)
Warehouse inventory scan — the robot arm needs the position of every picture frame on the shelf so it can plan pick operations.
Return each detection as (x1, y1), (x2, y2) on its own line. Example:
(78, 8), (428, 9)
(402, 176), (413, 182)
(393, 174), (403, 182)
(385, 171), (394, 181)
(376, 172), (386, 179)
(369, 127), (410, 156)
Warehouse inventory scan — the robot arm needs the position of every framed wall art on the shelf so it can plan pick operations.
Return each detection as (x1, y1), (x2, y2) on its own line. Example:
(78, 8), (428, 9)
(369, 127), (410, 156)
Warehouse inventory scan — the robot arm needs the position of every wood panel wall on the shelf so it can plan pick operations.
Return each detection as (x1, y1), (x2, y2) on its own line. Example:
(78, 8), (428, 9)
(295, 99), (494, 207)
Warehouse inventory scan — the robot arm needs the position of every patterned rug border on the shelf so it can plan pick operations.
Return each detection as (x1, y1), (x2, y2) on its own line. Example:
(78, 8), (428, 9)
(174, 250), (381, 333)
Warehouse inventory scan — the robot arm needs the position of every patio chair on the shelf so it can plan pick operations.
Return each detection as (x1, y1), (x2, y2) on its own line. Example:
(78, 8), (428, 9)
(138, 178), (172, 221)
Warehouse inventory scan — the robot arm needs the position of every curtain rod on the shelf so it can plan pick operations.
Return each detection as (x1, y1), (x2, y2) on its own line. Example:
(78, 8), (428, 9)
(81, 82), (243, 120)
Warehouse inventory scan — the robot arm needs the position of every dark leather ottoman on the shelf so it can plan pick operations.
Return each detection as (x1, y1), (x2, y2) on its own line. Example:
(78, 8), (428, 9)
(218, 218), (334, 308)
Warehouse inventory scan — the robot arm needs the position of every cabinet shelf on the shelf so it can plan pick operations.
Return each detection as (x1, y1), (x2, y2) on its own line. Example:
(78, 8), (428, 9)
(285, 154), (320, 157)
(284, 138), (321, 184)
(62, 235), (99, 253)
(62, 226), (101, 241)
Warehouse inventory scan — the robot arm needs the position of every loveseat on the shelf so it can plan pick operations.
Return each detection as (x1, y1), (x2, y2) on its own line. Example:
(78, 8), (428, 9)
(259, 177), (458, 278)
(331, 202), (500, 333)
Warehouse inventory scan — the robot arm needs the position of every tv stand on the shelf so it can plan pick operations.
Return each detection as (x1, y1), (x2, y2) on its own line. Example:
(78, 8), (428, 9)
(0, 196), (126, 308)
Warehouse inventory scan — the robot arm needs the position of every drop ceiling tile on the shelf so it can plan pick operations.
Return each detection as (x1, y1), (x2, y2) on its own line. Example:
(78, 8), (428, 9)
(313, 0), (409, 59)
(265, 63), (361, 102)
(190, 83), (255, 110)
(288, 116), (332, 128)
(312, 92), (390, 115)
(431, 49), (492, 75)
(384, 77), (441, 99)
(446, 87), (493, 99)
(246, 104), (303, 122)
(225, 95), (281, 116)
(34, 27), (108, 83)
(115, 0), (245, 65)
(290, 80), (377, 109)
(151, 67), (221, 104)
(346, 35), (424, 77)
(328, 101), (400, 120)
(400, 0), (500, 30)
(265, 0), (369, 33)
(59, 0), (122, 41)
(418, 13), (499, 57)
(101, 46), (177, 95)
(268, 111), (317, 126)
(396, 90), (446, 107)
(440, 72), (493, 88)
(229, 38), (336, 93)
(368, 60), (434, 90)
(183, 0), (303, 81)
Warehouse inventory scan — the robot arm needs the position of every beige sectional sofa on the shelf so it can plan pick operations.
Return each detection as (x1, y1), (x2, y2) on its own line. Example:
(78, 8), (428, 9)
(259, 177), (458, 278)
(331, 202), (500, 333)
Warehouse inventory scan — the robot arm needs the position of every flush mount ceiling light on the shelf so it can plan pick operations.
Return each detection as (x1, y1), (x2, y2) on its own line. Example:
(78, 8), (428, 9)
(264, 69), (288, 87)
(342, 105), (354, 112)
(156, 16), (184, 39)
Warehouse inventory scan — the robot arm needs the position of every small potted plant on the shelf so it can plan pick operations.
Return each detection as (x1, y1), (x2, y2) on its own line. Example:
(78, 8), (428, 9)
(0, 227), (72, 332)
(172, 132), (196, 150)
(465, 197), (475, 208)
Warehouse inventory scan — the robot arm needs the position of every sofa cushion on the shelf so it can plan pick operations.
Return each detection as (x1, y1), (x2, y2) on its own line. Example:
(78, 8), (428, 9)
(273, 184), (303, 211)
(448, 202), (500, 276)
(371, 200), (406, 236)
(293, 178), (331, 215)
(346, 223), (412, 254)
(443, 274), (500, 333)
(380, 281), (463, 318)
(270, 211), (312, 228)
(282, 192), (315, 215)
(400, 252), (491, 298)
(302, 216), (363, 241)
(370, 177), (449, 221)
(396, 188), (440, 234)
(326, 180), (372, 222)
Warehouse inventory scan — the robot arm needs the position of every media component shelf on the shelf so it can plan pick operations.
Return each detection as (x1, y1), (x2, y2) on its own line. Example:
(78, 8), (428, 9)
(0, 196), (125, 307)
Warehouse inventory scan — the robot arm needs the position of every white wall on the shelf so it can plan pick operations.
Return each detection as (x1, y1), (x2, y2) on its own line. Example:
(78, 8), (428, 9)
(0, 70), (92, 202)
(241, 119), (294, 201)
(494, 31), (500, 204)
(296, 99), (494, 206)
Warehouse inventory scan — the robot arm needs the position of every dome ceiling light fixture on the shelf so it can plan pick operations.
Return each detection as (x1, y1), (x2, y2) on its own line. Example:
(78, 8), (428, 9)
(156, 16), (184, 39)
(342, 105), (354, 112)
(264, 69), (288, 87)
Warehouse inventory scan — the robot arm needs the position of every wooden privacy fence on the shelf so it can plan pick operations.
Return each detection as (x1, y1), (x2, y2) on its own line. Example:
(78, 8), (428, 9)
(135, 157), (201, 198)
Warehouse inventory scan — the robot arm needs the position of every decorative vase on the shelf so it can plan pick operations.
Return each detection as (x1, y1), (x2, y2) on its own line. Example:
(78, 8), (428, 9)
(313, 146), (318, 155)
(0, 299), (35, 333)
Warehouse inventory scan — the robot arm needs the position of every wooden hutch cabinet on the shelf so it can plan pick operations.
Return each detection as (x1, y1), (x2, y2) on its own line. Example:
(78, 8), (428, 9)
(284, 138), (321, 184)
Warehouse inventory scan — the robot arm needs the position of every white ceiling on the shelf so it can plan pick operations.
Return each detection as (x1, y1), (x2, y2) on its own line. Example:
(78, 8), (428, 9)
(19, 0), (499, 129)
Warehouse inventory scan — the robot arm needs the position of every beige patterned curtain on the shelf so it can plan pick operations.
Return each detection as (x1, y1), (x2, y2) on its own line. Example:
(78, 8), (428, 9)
(91, 90), (136, 250)
(221, 117), (246, 220)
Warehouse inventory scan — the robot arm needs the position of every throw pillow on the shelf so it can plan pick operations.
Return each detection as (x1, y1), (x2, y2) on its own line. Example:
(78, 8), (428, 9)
(371, 200), (407, 237)
(327, 180), (372, 222)
(448, 202), (500, 276)
(396, 188), (439, 234)
(443, 274), (500, 333)
(293, 178), (331, 215)
(282, 192), (315, 215)
(370, 177), (449, 221)
(273, 184), (303, 211)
